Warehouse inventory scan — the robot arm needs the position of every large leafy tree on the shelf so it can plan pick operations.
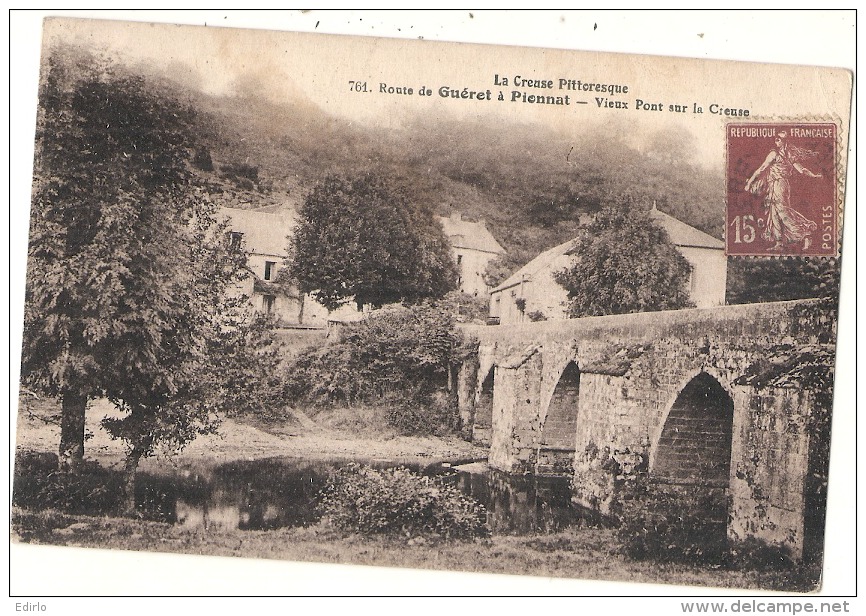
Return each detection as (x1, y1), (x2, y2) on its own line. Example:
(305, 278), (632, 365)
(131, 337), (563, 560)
(289, 173), (458, 311)
(553, 206), (694, 317)
(22, 47), (261, 499)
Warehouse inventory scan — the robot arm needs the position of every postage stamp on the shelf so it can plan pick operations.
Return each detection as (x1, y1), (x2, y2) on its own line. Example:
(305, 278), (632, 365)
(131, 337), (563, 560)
(726, 123), (838, 257)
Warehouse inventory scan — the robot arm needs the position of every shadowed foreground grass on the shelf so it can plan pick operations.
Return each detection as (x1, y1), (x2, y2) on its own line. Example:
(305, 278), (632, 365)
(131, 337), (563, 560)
(11, 508), (819, 593)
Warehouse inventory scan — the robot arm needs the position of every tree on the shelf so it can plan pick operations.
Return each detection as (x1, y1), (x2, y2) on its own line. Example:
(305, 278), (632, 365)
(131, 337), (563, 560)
(24, 48), (194, 471)
(481, 253), (524, 289)
(288, 173), (458, 311)
(726, 258), (840, 305)
(21, 46), (257, 503)
(553, 206), (694, 317)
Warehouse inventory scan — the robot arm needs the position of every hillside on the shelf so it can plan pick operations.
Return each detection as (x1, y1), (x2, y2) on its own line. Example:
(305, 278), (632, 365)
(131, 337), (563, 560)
(182, 86), (726, 271)
(120, 58), (835, 307)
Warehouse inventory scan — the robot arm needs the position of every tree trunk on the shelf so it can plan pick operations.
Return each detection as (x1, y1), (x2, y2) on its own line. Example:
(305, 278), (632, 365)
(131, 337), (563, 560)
(59, 391), (87, 473)
(122, 447), (143, 517)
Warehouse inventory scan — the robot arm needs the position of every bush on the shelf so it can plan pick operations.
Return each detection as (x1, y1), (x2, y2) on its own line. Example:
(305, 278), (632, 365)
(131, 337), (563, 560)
(284, 303), (464, 434)
(203, 311), (291, 423)
(727, 538), (797, 571)
(192, 147), (214, 171)
(11, 507), (78, 543)
(438, 290), (489, 324)
(526, 310), (547, 322)
(318, 464), (489, 540)
(12, 450), (123, 515)
(616, 473), (728, 564)
(384, 390), (458, 436)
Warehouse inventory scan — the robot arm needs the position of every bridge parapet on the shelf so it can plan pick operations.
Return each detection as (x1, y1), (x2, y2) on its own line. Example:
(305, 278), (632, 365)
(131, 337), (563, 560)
(458, 298), (837, 561)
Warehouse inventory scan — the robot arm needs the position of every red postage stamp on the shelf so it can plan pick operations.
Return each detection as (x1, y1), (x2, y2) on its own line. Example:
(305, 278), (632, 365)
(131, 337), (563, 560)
(726, 123), (837, 257)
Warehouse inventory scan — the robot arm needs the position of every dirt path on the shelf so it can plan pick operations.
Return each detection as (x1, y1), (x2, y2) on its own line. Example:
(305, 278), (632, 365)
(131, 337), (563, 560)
(14, 397), (488, 471)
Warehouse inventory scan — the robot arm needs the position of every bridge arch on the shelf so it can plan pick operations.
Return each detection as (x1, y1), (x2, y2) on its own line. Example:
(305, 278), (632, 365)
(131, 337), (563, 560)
(650, 371), (735, 554)
(536, 342), (580, 419)
(536, 361), (581, 475)
(477, 354), (496, 390)
(649, 367), (736, 475)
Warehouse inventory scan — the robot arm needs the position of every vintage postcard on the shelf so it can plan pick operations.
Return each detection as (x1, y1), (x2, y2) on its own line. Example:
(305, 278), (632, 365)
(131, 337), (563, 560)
(10, 11), (854, 600)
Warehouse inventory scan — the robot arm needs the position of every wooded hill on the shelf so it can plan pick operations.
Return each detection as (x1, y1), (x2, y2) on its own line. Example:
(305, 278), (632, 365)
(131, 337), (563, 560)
(123, 58), (841, 305)
(185, 87), (723, 268)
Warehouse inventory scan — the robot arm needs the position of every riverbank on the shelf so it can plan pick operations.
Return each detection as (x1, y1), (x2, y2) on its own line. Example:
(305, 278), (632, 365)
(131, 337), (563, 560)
(10, 508), (815, 593)
(14, 397), (488, 471)
(12, 397), (820, 594)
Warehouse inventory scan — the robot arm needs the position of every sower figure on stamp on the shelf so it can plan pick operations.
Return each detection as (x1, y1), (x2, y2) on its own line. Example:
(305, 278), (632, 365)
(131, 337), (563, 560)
(745, 131), (822, 251)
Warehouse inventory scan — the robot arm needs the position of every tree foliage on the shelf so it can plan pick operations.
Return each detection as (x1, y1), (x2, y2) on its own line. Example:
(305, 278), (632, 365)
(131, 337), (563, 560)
(285, 302), (464, 434)
(554, 206), (695, 317)
(286, 303), (461, 404)
(22, 46), (277, 490)
(289, 173), (458, 311)
(726, 258), (840, 305)
(481, 253), (523, 290)
(437, 290), (489, 324)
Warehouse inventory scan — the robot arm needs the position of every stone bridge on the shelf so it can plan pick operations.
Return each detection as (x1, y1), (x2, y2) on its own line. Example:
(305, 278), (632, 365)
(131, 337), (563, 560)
(457, 299), (836, 561)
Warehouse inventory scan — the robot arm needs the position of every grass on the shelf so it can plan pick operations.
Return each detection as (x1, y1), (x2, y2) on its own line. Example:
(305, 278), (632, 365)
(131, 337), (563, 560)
(12, 399), (821, 594)
(11, 507), (819, 593)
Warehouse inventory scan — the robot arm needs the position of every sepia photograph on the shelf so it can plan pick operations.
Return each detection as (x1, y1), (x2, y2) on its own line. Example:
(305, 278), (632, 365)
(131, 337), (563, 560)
(8, 10), (855, 601)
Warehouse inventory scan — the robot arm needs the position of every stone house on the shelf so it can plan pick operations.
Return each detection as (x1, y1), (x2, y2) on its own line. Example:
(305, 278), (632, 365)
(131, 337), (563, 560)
(488, 205), (727, 324)
(219, 206), (330, 327)
(438, 211), (506, 297)
(220, 206), (505, 325)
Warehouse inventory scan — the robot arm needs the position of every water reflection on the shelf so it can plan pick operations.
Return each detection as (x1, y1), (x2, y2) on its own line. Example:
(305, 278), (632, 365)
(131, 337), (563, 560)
(454, 465), (583, 534)
(137, 458), (345, 530)
(135, 457), (585, 535)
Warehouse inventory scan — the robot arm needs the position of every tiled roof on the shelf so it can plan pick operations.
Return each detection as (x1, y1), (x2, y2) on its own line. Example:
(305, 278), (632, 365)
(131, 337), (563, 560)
(438, 214), (505, 255)
(491, 237), (579, 293)
(649, 207), (724, 249)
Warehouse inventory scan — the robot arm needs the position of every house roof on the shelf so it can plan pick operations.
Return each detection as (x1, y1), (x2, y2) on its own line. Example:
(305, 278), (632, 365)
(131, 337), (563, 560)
(491, 237), (579, 293)
(438, 213), (505, 255)
(491, 207), (722, 294)
(225, 204), (507, 258)
(649, 206), (724, 249)
(252, 203), (296, 214)
(219, 207), (296, 258)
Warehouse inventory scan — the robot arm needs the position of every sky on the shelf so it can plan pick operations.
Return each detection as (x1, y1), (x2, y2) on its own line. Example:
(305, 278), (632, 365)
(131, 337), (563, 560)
(33, 13), (854, 171)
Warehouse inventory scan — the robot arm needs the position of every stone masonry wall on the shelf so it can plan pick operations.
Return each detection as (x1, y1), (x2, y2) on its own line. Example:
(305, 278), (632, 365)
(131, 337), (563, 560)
(459, 299), (837, 559)
(488, 349), (543, 472)
(728, 387), (812, 555)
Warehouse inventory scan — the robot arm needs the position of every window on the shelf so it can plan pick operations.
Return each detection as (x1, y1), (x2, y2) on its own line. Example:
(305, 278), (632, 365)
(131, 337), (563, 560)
(262, 294), (276, 314)
(264, 261), (276, 281)
(228, 231), (244, 249)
